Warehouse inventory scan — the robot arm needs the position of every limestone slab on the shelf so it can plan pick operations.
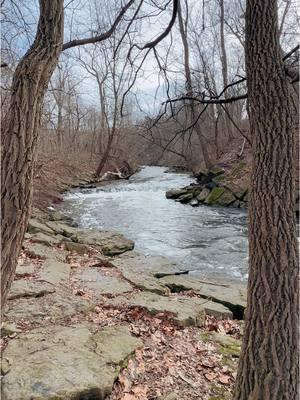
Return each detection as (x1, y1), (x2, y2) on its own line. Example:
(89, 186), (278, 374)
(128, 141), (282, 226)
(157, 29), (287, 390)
(8, 280), (56, 300)
(39, 259), (70, 286)
(160, 275), (247, 313)
(71, 229), (135, 256)
(4, 291), (92, 324)
(2, 324), (142, 400)
(73, 268), (132, 297)
(108, 292), (206, 327)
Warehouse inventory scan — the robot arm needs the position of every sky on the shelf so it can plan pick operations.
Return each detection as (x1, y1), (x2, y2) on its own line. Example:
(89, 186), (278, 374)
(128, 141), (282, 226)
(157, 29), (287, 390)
(1, 0), (299, 120)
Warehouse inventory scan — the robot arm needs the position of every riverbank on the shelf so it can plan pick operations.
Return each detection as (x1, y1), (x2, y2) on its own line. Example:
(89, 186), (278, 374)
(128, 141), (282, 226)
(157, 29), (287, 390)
(165, 139), (299, 214)
(1, 209), (246, 400)
(32, 152), (137, 210)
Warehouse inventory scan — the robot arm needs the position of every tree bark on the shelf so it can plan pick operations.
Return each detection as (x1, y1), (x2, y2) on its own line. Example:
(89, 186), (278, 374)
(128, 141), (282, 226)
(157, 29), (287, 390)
(234, 1), (299, 399)
(1, 0), (64, 311)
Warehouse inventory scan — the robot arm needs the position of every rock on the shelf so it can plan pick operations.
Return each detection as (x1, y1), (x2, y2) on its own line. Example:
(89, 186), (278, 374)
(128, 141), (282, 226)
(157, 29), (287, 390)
(233, 188), (248, 201)
(215, 189), (236, 206)
(204, 187), (226, 205)
(8, 281), (56, 300)
(72, 230), (134, 256)
(73, 268), (132, 297)
(29, 232), (63, 247)
(31, 208), (49, 222)
(63, 241), (90, 255)
(164, 166), (187, 173)
(45, 221), (78, 238)
(160, 275), (246, 319)
(201, 300), (233, 319)
(199, 332), (241, 368)
(197, 188), (211, 202)
(1, 323), (21, 337)
(79, 183), (97, 189)
(166, 188), (188, 199)
(15, 265), (36, 277)
(2, 324), (142, 400)
(108, 292), (206, 327)
(39, 259), (71, 286)
(23, 242), (68, 262)
(27, 219), (54, 236)
(159, 393), (178, 400)
(4, 291), (93, 324)
(212, 174), (225, 185)
(196, 167), (224, 185)
(111, 252), (187, 295)
(190, 199), (199, 207)
(205, 182), (218, 190)
(48, 211), (73, 223)
(176, 192), (194, 203)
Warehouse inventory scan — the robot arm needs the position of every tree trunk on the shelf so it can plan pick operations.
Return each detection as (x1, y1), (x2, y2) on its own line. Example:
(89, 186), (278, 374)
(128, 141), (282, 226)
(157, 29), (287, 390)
(219, 0), (234, 141)
(1, 0), (63, 311)
(57, 105), (63, 150)
(95, 134), (114, 177)
(177, 0), (213, 169)
(234, 1), (299, 399)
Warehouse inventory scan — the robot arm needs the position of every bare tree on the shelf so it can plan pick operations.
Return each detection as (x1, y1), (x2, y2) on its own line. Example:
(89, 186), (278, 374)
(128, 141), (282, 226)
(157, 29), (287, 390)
(234, 0), (299, 398)
(1, 0), (136, 311)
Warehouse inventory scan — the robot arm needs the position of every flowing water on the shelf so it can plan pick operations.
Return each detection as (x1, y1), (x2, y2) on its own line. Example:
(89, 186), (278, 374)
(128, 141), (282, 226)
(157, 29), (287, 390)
(60, 166), (249, 282)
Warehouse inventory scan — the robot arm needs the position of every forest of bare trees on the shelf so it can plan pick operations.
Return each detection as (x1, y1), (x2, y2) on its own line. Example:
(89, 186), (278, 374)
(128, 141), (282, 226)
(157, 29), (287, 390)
(1, 1), (299, 399)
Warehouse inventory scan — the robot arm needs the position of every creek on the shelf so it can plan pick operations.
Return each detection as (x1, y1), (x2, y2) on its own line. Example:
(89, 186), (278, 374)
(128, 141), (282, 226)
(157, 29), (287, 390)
(60, 166), (249, 281)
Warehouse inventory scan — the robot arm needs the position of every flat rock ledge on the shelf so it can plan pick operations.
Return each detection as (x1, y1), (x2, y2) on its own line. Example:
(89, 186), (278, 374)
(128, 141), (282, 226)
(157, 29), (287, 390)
(27, 216), (134, 257)
(160, 275), (246, 319)
(2, 209), (247, 400)
(108, 291), (230, 327)
(1, 324), (142, 400)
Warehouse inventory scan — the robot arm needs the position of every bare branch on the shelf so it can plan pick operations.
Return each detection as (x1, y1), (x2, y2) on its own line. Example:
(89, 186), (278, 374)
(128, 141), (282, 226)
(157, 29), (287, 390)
(62, 0), (136, 51)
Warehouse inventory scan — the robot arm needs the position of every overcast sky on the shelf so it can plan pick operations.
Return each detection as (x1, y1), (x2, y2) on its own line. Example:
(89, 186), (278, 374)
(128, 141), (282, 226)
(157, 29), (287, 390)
(2, 0), (299, 119)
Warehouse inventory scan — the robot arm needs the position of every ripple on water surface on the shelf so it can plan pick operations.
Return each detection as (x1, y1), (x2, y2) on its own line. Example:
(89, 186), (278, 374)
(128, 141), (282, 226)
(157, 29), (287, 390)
(60, 166), (249, 281)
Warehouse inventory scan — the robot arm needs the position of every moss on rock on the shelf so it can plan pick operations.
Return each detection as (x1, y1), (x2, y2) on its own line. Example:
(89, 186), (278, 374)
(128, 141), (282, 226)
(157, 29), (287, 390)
(204, 187), (226, 205)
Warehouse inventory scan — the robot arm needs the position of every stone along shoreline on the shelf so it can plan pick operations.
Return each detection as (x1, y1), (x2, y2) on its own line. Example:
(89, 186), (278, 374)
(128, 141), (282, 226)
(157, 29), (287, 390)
(1, 208), (246, 400)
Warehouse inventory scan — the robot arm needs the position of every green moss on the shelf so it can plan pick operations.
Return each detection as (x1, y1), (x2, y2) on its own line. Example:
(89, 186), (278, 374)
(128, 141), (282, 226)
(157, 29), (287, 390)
(199, 332), (241, 369)
(209, 383), (232, 400)
(212, 174), (225, 185)
(216, 190), (236, 206)
(204, 187), (226, 204)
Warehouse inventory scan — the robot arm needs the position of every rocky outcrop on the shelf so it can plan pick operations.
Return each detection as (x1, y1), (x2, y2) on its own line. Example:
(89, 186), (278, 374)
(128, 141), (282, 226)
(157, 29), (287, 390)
(2, 324), (142, 400)
(2, 209), (247, 399)
(27, 214), (134, 257)
(166, 167), (249, 209)
(167, 166), (300, 213)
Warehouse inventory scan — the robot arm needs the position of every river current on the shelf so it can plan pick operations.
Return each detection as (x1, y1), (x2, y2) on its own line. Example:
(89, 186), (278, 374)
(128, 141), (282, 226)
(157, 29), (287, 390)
(60, 166), (249, 282)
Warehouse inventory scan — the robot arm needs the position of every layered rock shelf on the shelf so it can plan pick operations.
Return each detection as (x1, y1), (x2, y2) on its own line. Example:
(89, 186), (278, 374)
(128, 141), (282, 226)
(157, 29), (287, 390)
(166, 166), (300, 214)
(1, 208), (247, 400)
(166, 167), (249, 209)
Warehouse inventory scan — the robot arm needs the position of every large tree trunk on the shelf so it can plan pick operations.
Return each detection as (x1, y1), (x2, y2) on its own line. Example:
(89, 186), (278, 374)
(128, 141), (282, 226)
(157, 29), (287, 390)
(234, 1), (299, 399)
(1, 0), (64, 311)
